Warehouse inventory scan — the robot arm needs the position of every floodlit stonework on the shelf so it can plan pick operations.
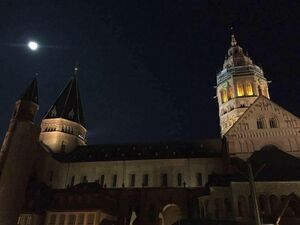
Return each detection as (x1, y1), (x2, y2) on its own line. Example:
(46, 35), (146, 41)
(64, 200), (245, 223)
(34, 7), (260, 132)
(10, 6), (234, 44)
(225, 96), (300, 159)
(40, 118), (87, 154)
(217, 35), (270, 136)
(0, 35), (299, 225)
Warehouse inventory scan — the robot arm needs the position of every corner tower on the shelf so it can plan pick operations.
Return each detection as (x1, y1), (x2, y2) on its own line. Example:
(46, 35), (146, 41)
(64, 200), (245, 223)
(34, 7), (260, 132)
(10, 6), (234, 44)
(0, 78), (40, 225)
(217, 35), (270, 136)
(39, 67), (87, 153)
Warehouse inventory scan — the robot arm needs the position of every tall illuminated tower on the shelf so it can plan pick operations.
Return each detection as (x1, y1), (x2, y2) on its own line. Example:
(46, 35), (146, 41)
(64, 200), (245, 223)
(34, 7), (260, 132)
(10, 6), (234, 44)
(39, 67), (87, 153)
(216, 35), (270, 136)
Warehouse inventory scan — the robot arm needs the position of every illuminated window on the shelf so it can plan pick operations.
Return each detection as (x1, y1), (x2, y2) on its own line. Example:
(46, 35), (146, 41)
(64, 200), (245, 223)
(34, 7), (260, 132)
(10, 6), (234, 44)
(257, 118), (266, 129)
(220, 89), (228, 103)
(269, 118), (279, 128)
(244, 82), (253, 96)
(237, 83), (244, 96)
(58, 215), (65, 225)
(228, 86), (234, 99)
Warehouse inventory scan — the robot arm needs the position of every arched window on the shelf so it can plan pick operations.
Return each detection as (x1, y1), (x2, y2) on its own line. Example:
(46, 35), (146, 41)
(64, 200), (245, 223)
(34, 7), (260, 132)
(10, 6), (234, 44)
(269, 118), (279, 128)
(244, 82), (253, 96)
(236, 83), (244, 96)
(228, 86), (234, 99)
(220, 89), (228, 103)
(257, 118), (266, 129)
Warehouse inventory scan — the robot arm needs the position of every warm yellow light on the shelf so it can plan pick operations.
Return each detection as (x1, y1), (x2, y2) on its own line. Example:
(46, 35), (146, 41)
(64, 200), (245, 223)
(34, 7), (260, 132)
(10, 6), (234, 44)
(245, 82), (253, 96)
(237, 83), (244, 96)
(221, 89), (228, 103)
(228, 86), (234, 99)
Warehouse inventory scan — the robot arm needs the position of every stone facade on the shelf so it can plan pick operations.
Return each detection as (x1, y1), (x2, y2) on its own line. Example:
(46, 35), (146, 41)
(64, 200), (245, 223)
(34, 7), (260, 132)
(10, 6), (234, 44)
(38, 156), (223, 189)
(0, 35), (299, 225)
(40, 118), (87, 154)
(224, 96), (300, 159)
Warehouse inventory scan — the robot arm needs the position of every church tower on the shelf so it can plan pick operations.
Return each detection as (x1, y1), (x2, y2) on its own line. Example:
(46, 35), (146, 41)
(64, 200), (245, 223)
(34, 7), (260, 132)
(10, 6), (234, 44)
(217, 34), (270, 136)
(39, 67), (87, 154)
(0, 78), (40, 225)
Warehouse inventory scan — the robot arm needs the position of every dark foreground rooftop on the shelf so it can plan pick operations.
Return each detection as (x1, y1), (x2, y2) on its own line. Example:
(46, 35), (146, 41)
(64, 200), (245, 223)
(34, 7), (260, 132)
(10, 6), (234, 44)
(53, 139), (222, 162)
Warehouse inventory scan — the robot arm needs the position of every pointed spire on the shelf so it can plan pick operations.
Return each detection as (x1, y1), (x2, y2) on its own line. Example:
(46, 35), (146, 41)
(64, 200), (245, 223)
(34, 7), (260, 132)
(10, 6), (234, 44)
(229, 26), (237, 46)
(231, 34), (237, 46)
(44, 69), (85, 127)
(19, 77), (38, 104)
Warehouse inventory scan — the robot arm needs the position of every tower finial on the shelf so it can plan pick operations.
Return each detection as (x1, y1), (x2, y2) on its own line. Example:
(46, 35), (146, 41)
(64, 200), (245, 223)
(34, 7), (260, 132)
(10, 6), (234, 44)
(74, 61), (79, 77)
(230, 27), (237, 46)
(231, 34), (237, 46)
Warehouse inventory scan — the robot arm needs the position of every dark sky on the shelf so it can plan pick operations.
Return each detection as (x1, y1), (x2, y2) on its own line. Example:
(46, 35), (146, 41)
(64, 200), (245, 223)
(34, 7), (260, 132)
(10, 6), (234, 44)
(0, 0), (299, 144)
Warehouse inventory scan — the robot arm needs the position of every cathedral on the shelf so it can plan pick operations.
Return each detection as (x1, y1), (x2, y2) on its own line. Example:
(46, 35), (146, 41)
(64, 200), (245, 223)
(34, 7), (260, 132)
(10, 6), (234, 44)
(0, 35), (300, 225)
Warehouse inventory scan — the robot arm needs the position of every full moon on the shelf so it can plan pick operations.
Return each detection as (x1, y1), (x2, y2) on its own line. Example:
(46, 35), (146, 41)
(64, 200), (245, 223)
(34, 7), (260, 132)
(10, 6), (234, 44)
(28, 41), (39, 51)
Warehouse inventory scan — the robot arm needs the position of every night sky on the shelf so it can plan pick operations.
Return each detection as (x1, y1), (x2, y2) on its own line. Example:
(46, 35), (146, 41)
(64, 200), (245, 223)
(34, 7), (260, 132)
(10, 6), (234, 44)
(0, 0), (299, 144)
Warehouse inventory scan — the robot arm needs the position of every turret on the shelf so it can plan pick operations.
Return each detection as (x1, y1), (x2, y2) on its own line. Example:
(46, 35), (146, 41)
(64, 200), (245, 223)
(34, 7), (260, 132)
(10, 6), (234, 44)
(39, 67), (87, 153)
(0, 78), (40, 225)
(13, 77), (39, 122)
(0, 77), (39, 171)
(216, 34), (270, 136)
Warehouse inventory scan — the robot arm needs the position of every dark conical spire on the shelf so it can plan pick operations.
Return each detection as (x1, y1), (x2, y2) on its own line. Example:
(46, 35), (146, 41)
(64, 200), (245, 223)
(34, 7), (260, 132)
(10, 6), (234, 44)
(44, 68), (85, 127)
(19, 77), (38, 104)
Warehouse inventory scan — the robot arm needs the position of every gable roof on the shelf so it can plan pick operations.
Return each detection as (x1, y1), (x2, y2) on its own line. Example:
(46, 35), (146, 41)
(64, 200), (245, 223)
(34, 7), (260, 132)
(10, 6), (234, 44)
(44, 75), (85, 127)
(224, 95), (300, 136)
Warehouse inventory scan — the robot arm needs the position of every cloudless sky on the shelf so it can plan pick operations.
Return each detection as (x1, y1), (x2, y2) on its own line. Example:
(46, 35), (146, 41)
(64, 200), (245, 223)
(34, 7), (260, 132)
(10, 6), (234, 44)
(0, 0), (299, 144)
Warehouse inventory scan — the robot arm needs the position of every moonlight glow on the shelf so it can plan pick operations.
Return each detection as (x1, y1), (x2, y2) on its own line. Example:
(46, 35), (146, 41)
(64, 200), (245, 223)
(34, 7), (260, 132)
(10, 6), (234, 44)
(28, 41), (39, 51)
